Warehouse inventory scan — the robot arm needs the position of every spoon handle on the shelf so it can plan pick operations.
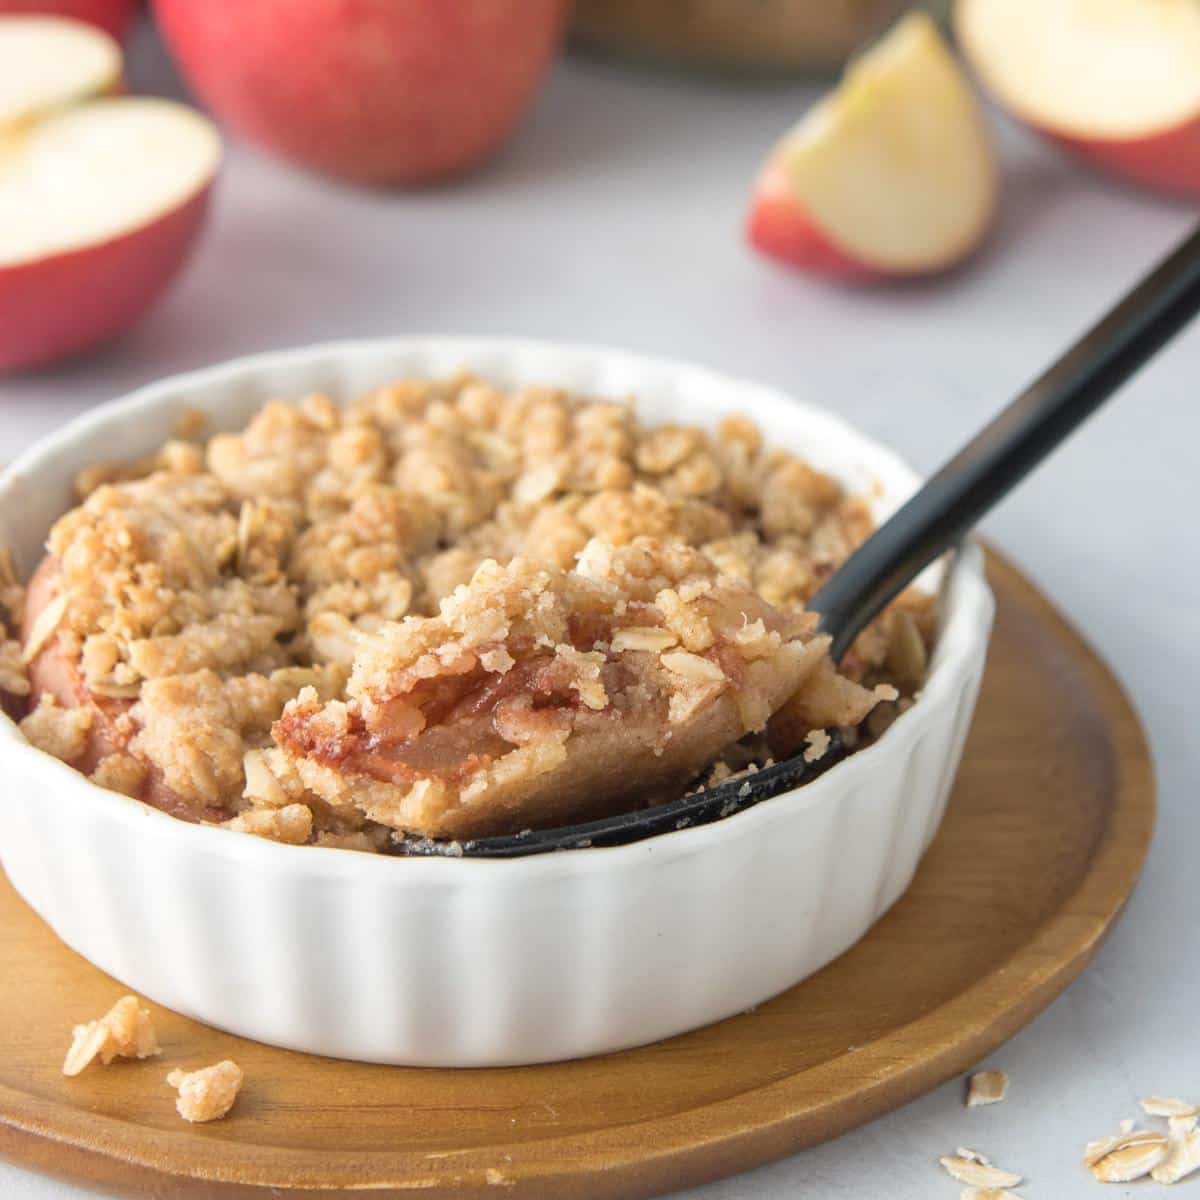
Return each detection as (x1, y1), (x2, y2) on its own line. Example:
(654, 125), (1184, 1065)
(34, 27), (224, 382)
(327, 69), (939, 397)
(811, 222), (1200, 661)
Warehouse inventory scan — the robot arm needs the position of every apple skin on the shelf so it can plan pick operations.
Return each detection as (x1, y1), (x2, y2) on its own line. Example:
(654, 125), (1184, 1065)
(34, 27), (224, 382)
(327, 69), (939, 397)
(0, 0), (137, 41)
(1046, 120), (1200, 200)
(747, 166), (885, 283)
(0, 182), (212, 373)
(150, 0), (567, 184)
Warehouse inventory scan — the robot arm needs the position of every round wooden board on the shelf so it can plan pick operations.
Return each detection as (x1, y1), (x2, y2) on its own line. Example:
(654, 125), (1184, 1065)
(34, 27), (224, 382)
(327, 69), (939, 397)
(0, 550), (1154, 1199)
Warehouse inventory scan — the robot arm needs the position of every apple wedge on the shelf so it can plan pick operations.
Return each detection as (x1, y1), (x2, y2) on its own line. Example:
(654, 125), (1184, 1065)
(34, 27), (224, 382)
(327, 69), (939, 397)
(955, 0), (1200, 198)
(0, 14), (121, 129)
(0, 97), (220, 371)
(747, 12), (997, 281)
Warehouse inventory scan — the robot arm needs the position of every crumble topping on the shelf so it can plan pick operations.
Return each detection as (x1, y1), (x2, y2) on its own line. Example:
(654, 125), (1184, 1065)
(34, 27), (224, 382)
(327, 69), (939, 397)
(273, 539), (828, 838)
(167, 1060), (244, 1123)
(21, 693), (93, 762)
(62, 994), (160, 1076)
(5, 374), (935, 848)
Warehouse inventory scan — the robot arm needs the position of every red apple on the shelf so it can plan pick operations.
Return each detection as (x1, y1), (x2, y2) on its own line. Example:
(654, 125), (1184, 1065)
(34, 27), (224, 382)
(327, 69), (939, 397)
(0, 96), (220, 372)
(150, 0), (566, 185)
(0, 15), (121, 127)
(0, 0), (135, 42)
(955, 0), (1200, 198)
(747, 12), (998, 282)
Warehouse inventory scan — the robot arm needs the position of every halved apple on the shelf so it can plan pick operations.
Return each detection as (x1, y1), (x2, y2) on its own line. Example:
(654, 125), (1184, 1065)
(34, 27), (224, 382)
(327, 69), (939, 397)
(0, 93), (220, 373)
(747, 12), (997, 281)
(0, 15), (121, 129)
(955, 0), (1200, 198)
(0, 2), (136, 43)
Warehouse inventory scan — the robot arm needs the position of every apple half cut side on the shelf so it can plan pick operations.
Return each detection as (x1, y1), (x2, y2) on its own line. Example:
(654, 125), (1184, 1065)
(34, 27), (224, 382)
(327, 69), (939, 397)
(955, 0), (1200, 199)
(0, 2), (137, 43)
(0, 15), (122, 129)
(747, 12), (998, 281)
(0, 98), (220, 372)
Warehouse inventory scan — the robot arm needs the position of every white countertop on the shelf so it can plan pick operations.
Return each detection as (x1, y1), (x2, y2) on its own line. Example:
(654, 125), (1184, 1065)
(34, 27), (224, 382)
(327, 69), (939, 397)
(1, 20), (1196, 1200)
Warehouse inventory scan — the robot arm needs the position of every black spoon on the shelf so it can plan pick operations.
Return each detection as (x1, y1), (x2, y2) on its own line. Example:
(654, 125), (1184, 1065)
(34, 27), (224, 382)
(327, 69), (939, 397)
(399, 222), (1200, 859)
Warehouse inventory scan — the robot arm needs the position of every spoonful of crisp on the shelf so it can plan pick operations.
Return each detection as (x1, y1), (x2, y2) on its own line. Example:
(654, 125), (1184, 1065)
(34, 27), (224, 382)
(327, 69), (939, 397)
(284, 223), (1200, 857)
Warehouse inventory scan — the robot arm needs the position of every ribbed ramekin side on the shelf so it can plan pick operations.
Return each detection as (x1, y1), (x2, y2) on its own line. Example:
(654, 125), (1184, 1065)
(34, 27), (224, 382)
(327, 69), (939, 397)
(875, 663), (990, 916)
(0, 653), (994, 1067)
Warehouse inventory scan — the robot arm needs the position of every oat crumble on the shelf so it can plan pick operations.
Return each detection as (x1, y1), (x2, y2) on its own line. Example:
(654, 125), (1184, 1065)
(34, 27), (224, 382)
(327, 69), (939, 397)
(3, 374), (934, 847)
(62, 994), (160, 1076)
(167, 1060), (243, 1122)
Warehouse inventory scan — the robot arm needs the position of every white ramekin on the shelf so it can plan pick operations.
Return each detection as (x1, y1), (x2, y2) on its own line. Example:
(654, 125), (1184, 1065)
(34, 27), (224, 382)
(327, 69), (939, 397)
(0, 338), (993, 1067)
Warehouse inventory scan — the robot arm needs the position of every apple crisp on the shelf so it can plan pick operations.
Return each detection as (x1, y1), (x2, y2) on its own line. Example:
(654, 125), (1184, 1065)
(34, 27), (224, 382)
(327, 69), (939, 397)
(3, 373), (933, 847)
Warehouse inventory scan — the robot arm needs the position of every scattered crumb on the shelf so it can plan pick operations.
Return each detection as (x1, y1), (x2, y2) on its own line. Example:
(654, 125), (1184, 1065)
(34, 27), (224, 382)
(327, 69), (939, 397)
(960, 1190), (1023, 1200)
(966, 1070), (1008, 1107)
(802, 727), (830, 763)
(166, 1060), (244, 1123)
(62, 995), (160, 1076)
(939, 1155), (1022, 1189)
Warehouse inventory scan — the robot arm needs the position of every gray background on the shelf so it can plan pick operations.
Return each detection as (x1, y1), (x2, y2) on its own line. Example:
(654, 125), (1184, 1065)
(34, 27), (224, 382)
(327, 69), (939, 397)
(1, 19), (1196, 1199)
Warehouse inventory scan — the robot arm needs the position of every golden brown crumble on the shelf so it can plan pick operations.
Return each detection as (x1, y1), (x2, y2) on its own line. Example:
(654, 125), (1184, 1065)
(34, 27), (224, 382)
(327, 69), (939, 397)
(0, 549), (27, 706)
(167, 1060), (243, 1122)
(6, 374), (935, 848)
(62, 995), (160, 1076)
(21, 693), (94, 762)
(274, 540), (828, 838)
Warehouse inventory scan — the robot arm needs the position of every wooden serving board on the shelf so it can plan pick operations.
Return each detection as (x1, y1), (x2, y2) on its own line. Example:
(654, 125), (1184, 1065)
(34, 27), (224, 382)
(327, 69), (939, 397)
(0, 551), (1154, 1199)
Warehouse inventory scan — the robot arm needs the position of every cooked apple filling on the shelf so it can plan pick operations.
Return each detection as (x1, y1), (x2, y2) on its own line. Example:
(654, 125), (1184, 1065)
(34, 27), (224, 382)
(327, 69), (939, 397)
(273, 541), (828, 839)
(1, 373), (933, 849)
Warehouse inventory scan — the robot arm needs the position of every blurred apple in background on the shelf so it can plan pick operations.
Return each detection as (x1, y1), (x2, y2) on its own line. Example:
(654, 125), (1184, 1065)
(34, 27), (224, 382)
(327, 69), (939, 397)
(956, 0), (1200, 198)
(150, 0), (567, 185)
(0, 0), (135, 41)
(0, 16), (221, 372)
(747, 13), (997, 282)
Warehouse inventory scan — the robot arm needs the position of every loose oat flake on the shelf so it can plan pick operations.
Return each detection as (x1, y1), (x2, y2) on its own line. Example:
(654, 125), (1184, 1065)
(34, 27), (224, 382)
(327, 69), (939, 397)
(966, 1070), (1008, 1107)
(1083, 1129), (1170, 1182)
(167, 1060), (243, 1123)
(939, 1155), (1022, 1189)
(62, 994), (160, 1076)
(1141, 1095), (1199, 1119)
(1152, 1117), (1200, 1185)
(956, 1146), (990, 1163)
(959, 1190), (1023, 1200)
